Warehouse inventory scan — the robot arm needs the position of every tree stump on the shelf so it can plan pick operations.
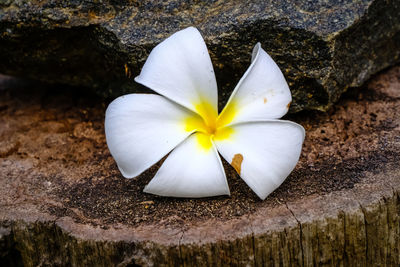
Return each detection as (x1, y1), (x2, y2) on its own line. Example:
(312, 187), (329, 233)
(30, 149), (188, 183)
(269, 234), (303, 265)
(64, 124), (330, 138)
(1, 66), (400, 266)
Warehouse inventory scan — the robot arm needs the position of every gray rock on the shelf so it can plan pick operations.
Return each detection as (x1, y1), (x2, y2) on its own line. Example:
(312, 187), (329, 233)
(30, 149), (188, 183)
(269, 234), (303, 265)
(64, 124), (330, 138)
(0, 0), (399, 112)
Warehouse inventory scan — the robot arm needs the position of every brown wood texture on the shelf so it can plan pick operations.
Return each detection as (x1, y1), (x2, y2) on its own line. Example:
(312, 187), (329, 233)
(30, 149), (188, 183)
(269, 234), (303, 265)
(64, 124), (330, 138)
(1, 65), (400, 266)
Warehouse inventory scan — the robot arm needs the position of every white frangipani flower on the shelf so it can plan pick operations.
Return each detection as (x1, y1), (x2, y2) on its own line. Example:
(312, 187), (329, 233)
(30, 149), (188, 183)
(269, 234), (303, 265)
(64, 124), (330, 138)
(105, 27), (305, 200)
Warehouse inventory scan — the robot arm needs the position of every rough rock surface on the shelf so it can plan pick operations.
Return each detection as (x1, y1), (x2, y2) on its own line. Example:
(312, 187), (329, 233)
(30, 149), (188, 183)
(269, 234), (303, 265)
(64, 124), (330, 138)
(0, 0), (400, 112)
(1, 61), (400, 265)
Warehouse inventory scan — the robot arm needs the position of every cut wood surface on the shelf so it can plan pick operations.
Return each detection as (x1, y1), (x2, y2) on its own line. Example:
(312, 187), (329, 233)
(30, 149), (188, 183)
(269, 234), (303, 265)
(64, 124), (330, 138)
(1, 66), (400, 266)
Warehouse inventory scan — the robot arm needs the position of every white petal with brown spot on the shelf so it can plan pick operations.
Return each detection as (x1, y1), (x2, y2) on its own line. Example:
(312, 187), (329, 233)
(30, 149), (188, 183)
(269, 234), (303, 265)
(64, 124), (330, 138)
(105, 27), (305, 199)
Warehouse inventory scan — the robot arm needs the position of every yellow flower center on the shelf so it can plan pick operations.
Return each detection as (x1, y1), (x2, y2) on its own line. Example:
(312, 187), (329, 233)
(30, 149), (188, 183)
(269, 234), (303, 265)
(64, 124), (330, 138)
(184, 98), (237, 150)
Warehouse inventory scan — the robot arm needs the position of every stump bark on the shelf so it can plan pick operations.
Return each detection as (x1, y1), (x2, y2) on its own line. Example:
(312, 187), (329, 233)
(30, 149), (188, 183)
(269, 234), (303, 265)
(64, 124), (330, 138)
(1, 0), (400, 112)
(1, 66), (400, 266)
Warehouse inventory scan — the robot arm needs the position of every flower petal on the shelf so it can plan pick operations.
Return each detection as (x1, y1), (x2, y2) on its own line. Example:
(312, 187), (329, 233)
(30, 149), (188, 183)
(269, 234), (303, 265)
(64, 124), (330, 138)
(218, 43), (292, 126)
(105, 94), (195, 178)
(214, 121), (305, 200)
(144, 133), (230, 198)
(135, 27), (218, 119)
